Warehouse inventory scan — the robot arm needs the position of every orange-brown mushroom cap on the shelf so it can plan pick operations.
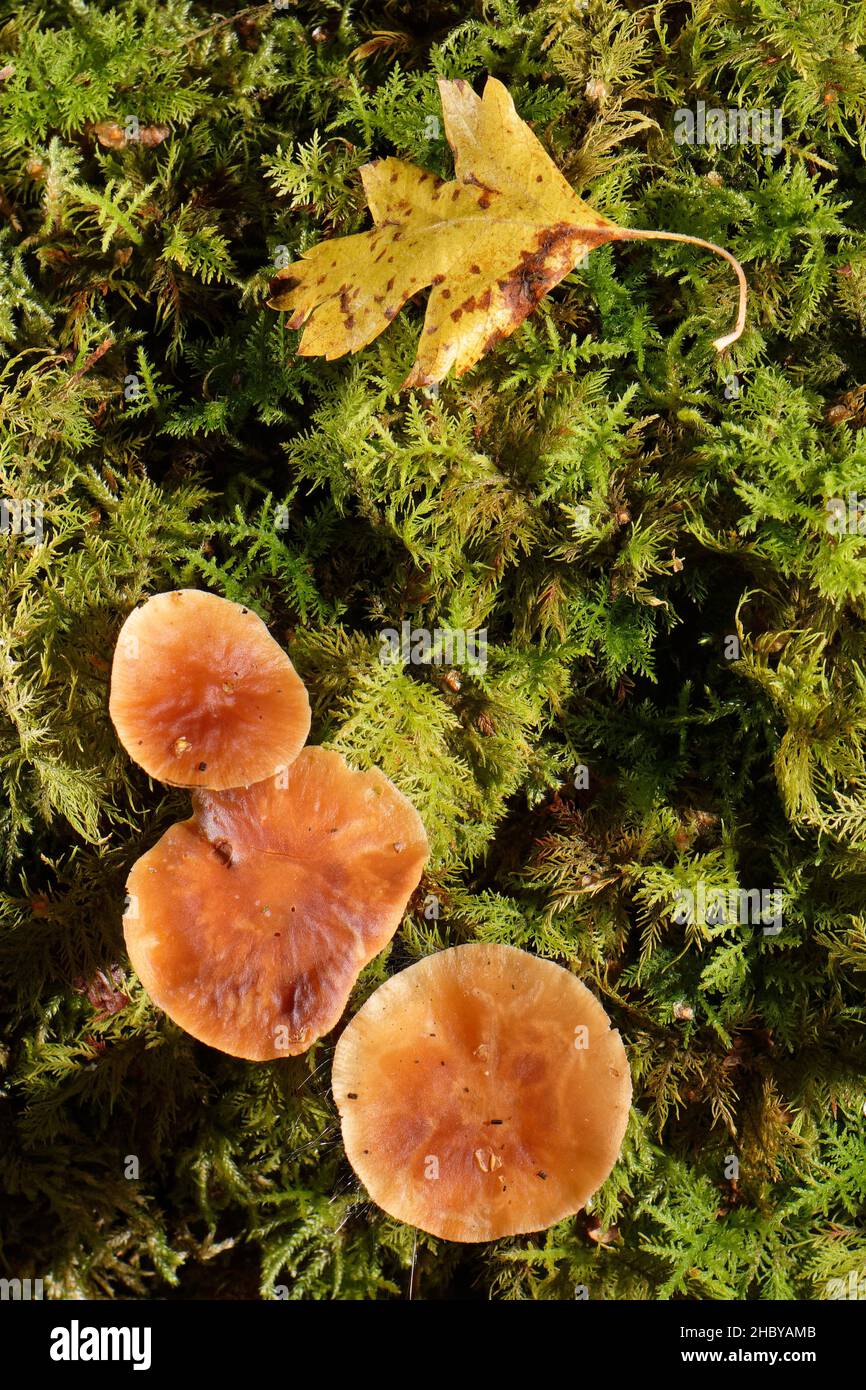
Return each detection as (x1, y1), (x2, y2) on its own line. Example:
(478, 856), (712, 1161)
(332, 943), (631, 1242)
(123, 747), (428, 1059)
(109, 589), (311, 790)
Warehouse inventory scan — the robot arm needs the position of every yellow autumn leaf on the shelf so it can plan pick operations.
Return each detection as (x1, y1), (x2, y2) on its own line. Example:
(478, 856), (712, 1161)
(268, 76), (746, 388)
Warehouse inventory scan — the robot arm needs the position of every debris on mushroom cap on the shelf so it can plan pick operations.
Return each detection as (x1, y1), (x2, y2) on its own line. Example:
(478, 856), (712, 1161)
(332, 942), (631, 1242)
(109, 589), (311, 790)
(123, 747), (428, 1060)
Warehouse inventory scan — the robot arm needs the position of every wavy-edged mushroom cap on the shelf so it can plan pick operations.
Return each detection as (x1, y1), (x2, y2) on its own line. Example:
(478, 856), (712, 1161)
(123, 747), (428, 1059)
(109, 589), (311, 790)
(332, 943), (631, 1242)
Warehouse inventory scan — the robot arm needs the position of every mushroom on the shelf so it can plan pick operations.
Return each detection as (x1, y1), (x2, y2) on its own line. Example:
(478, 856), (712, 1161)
(123, 747), (428, 1059)
(110, 590), (311, 790)
(332, 942), (631, 1242)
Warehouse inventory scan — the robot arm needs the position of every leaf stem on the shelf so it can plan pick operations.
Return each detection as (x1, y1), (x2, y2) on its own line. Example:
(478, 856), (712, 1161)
(616, 228), (747, 352)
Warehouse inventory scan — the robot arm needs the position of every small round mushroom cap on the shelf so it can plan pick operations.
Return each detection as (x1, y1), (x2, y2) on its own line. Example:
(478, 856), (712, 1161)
(123, 747), (428, 1060)
(333, 943), (631, 1242)
(109, 589), (311, 790)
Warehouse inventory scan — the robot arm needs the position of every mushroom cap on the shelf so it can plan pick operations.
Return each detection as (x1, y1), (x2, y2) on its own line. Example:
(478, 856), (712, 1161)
(109, 589), (311, 790)
(123, 747), (428, 1060)
(332, 943), (631, 1242)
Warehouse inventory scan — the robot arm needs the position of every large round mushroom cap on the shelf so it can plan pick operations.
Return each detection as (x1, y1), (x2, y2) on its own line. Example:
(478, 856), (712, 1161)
(109, 589), (311, 790)
(333, 943), (631, 1242)
(123, 747), (428, 1059)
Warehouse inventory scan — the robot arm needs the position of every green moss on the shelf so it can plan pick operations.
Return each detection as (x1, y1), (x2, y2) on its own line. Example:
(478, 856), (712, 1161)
(1, 0), (865, 1300)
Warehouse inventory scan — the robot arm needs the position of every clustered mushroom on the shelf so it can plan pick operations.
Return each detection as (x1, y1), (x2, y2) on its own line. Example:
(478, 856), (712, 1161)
(333, 943), (631, 1241)
(112, 592), (632, 1244)
(124, 749), (427, 1060)
(109, 589), (311, 790)
(112, 591), (428, 1059)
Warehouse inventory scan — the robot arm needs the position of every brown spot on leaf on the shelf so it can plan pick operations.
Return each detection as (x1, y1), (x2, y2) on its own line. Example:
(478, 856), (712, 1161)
(268, 273), (300, 298)
(339, 286), (356, 330)
(495, 222), (590, 327)
(469, 263), (480, 275)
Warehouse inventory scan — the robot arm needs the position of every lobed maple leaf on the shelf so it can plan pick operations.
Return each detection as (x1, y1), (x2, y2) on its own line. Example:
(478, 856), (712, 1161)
(268, 77), (746, 388)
